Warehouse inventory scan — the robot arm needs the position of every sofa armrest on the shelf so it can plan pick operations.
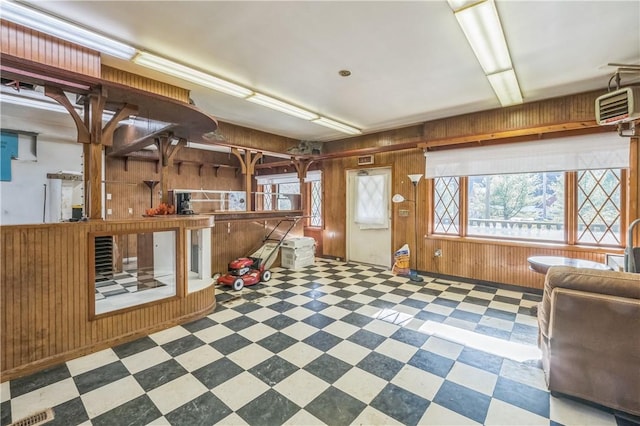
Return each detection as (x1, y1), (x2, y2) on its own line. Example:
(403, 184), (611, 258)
(546, 287), (640, 415)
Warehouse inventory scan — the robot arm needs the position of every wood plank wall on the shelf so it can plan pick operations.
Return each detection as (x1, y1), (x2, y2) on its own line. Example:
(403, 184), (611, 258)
(1, 218), (215, 381)
(0, 20), (100, 77)
(101, 65), (190, 103)
(216, 122), (298, 153)
(323, 91), (602, 153)
(322, 147), (623, 290)
(320, 92), (636, 291)
(210, 216), (304, 273)
(423, 90), (600, 140)
(105, 149), (244, 219)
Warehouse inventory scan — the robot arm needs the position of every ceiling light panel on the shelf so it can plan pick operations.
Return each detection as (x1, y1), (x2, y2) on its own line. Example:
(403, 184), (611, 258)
(313, 117), (362, 135)
(487, 69), (523, 106)
(134, 52), (254, 98)
(247, 93), (319, 120)
(450, 0), (512, 74)
(0, 0), (137, 60)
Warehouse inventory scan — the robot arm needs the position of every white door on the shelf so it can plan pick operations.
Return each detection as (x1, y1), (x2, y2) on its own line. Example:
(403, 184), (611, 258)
(346, 168), (392, 268)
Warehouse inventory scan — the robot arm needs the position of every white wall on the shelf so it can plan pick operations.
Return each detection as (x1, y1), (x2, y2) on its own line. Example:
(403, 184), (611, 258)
(0, 137), (82, 225)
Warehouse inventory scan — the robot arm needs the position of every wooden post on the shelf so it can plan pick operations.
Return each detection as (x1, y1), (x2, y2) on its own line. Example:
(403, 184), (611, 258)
(293, 159), (313, 214)
(44, 85), (138, 220)
(157, 135), (185, 204)
(232, 148), (262, 211)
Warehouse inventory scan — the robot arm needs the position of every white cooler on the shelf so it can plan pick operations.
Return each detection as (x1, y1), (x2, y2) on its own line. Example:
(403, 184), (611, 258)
(281, 237), (316, 270)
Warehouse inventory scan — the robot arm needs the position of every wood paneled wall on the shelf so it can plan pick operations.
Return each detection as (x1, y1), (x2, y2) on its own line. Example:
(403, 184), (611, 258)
(105, 148), (244, 219)
(210, 215), (304, 273)
(101, 65), (190, 103)
(322, 149), (425, 262)
(323, 125), (423, 154)
(1, 217), (215, 381)
(0, 20), (100, 77)
(423, 91), (601, 141)
(321, 147), (625, 290)
(323, 91), (602, 153)
(216, 122), (297, 153)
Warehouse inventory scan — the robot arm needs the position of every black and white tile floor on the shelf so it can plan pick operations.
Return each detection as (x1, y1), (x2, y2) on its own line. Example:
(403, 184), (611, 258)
(95, 270), (165, 301)
(1, 259), (636, 426)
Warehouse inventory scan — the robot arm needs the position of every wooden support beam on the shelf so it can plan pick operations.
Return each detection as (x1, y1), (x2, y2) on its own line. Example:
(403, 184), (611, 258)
(107, 125), (177, 157)
(87, 142), (103, 219)
(231, 148), (247, 174)
(44, 85), (90, 143)
(102, 103), (138, 145)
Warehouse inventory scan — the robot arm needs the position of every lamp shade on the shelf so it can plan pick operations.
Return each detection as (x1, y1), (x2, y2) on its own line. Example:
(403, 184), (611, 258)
(408, 174), (423, 184)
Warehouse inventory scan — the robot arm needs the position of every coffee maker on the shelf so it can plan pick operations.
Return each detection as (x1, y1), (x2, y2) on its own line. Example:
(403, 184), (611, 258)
(176, 192), (195, 215)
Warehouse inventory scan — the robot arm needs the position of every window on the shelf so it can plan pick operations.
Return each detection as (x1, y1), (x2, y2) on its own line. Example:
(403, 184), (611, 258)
(577, 169), (622, 245)
(277, 182), (300, 210)
(427, 133), (629, 247)
(263, 184), (273, 211)
(434, 177), (460, 234)
(311, 180), (322, 226)
(256, 170), (322, 217)
(93, 230), (177, 316)
(468, 172), (564, 241)
(431, 169), (624, 246)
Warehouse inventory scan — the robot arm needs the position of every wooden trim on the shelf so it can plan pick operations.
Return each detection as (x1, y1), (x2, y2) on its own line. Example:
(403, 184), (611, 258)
(620, 169), (629, 247)
(459, 176), (468, 237)
(629, 138), (639, 226)
(566, 172), (577, 245)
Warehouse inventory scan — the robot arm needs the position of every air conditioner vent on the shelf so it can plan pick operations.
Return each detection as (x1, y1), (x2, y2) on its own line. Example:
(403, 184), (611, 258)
(596, 87), (640, 125)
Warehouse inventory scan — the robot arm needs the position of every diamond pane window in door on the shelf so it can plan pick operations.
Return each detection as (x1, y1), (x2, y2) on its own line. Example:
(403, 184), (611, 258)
(434, 177), (460, 234)
(577, 169), (622, 245)
(311, 180), (322, 226)
(355, 174), (388, 228)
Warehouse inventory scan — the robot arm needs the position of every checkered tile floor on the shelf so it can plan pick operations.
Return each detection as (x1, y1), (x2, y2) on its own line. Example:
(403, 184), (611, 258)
(95, 270), (165, 301)
(2, 259), (636, 426)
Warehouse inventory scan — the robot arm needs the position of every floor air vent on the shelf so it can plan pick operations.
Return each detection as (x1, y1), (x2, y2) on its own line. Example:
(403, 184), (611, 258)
(9, 408), (54, 426)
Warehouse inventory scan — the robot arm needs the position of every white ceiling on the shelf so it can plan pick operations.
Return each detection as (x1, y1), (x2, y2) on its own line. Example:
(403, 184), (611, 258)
(4, 0), (640, 143)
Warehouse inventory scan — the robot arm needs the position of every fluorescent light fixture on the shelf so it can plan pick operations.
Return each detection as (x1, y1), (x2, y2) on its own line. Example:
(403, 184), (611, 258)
(133, 52), (253, 99)
(185, 142), (231, 153)
(450, 0), (511, 74)
(1, 89), (135, 124)
(247, 93), (318, 120)
(312, 117), (362, 135)
(1, 90), (79, 114)
(448, 0), (523, 106)
(0, 0), (137, 60)
(487, 69), (523, 106)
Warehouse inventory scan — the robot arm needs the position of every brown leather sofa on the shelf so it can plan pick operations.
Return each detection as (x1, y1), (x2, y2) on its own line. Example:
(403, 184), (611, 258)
(537, 266), (640, 416)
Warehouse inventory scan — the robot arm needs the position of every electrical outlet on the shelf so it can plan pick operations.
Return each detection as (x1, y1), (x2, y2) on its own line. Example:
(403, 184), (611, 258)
(106, 193), (112, 200)
(128, 208), (133, 214)
(107, 209), (112, 215)
(434, 248), (442, 257)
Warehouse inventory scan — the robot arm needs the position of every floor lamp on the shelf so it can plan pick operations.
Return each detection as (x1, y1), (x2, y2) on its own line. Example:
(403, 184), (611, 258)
(392, 174), (424, 283)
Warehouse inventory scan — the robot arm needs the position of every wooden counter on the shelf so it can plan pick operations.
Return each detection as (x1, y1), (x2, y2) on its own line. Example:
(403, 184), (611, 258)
(1, 216), (215, 381)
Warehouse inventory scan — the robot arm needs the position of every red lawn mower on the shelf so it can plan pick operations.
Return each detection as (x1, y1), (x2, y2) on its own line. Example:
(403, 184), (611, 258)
(215, 216), (303, 291)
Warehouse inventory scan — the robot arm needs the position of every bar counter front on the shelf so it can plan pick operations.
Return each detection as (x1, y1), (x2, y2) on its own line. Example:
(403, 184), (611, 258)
(1, 215), (216, 381)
